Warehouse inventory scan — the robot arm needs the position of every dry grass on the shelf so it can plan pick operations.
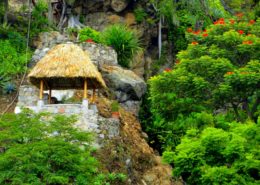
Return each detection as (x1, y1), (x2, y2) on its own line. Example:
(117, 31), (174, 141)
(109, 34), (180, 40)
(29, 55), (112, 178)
(28, 44), (106, 90)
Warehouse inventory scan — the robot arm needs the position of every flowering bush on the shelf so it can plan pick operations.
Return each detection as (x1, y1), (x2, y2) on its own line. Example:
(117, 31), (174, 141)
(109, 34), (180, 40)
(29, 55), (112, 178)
(148, 17), (260, 152)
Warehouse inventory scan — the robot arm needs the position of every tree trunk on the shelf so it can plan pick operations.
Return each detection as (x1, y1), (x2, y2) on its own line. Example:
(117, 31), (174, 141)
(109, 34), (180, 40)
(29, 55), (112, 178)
(48, 0), (53, 25)
(220, 0), (235, 15)
(4, 0), (8, 24)
(68, 15), (85, 29)
(58, 0), (66, 30)
(158, 15), (162, 59)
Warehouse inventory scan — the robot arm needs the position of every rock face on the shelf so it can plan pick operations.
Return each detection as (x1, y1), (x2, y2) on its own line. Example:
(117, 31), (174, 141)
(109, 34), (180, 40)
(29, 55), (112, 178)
(100, 65), (146, 102)
(111, 0), (129, 12)
(95, 98), (174, 185)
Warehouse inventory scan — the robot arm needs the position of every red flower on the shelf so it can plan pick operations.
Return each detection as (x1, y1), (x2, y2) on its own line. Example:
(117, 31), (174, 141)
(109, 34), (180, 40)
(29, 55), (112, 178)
(175, 60), (180, 64)
(164, 68), (172, 72)
(219, 18), (224, 21)
(191, 41), (199, 45)
(202, 33), (208, 37)
(229, 19), (235, 24)
(226, 71), (234, 75)
(203, 30), (207, 33)
(86, 39), (94, 43)
(242, 40), (253, 45)
(187, 27), (193, 33)
(249, 20), (255, 25)
(238, 30), (244, 35)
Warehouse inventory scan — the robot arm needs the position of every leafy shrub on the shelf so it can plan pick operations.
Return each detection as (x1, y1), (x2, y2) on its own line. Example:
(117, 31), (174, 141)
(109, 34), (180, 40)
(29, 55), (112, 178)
(0, 111), (125, 185)
(101, 24), (142, 68)
(147, 18), (260, 151)
(2, 82), (16, 94)
(0, 40), (28, 76)
(163, 122), (260, 185)
(79, 26), (101, 43)
(134, 7), (147, 23)
(31, 0), (50, 38)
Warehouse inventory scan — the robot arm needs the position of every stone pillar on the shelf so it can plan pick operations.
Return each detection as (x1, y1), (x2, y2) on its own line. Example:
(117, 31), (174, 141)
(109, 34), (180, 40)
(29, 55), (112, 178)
(82, 99), (89, 111)
(37, 100), (44, 112)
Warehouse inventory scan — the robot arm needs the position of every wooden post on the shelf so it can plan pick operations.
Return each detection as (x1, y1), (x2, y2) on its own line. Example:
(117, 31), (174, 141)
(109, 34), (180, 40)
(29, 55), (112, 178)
(92, 88), (96, 103)
(49, 88), (52, 104)
(39, 80), (43, 100)
(83, 79), (87, 99)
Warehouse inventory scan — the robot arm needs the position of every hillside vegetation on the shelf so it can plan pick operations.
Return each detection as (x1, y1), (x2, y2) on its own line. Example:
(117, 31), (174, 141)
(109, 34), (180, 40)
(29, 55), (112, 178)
(0, 0), (259, 184)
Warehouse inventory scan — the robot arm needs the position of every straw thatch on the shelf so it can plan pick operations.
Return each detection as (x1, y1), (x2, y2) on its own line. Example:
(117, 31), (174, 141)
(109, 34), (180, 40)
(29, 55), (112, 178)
(28, 43), (106, 90)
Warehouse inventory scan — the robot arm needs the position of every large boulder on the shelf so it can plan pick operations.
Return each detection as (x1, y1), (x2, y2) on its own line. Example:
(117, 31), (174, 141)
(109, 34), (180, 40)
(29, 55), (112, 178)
(100, 65), (146, 102)
(111, 0), (128, 12)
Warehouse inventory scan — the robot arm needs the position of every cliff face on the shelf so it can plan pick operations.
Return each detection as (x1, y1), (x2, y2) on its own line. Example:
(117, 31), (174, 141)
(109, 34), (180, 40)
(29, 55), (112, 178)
(95, 97), (175, 185)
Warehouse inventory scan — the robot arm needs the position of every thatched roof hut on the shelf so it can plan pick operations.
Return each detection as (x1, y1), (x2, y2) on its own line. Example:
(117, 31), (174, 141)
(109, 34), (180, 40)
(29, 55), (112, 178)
(28, 43), (106, 90)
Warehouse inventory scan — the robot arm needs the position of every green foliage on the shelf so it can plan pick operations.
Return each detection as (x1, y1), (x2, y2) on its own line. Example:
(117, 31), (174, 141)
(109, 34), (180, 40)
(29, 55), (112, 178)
(111, 101), (119, 112)
(134, 7), (147, 23)
(0, 40), (28, 76)
(101, 24), (142, 68)
(148, 19), (260, 144)
(0, 111), (125, 185)
(30, 0), (51, 38)
(163, 123), (260, 184)
(79, 27), (101, 43)
(145, 17), (260, 184)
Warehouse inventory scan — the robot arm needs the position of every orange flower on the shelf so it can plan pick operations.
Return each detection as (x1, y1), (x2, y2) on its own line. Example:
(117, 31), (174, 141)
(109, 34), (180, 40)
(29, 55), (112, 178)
(247, 34), (252, 36)
(240, 71), (249, 75)
(249, 20), (255, 25)
(214, 18), (225, 25)
(226, 71), (234, 75)
(164, 68), (172, 72)
(193, 30), (201, 35)
(238, 30), (244, 35)
(175, 60), (180, 64)
(229, 19), (235, 24)
(242, 40), (253, 45)
(202, 33), (208, 37)
(235, 12), (244, 18)
(187, 27), (193, 33)
(191, 41), (199, 45)
(203, 30), (207, 33)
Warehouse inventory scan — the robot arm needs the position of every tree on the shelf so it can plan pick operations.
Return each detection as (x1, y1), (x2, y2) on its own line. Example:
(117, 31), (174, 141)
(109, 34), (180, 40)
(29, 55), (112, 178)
(0, 111), (125, 184)
(163, 122), (260, 185)
(148, 17), (260, 151)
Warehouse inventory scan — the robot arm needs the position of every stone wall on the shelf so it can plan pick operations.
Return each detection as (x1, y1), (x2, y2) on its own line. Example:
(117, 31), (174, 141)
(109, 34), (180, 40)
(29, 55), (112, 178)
(31, 32), (117, 67)
(17, 85), (39, 107)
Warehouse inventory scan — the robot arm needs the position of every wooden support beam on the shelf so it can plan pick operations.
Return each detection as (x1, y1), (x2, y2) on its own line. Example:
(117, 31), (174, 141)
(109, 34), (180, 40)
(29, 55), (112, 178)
(49, 88), (52, 104)
(39, 80), (44, 100)
(83, 79), (87, 99)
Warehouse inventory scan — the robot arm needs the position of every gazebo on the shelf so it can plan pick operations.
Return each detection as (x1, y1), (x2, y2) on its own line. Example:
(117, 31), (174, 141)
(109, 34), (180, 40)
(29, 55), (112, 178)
(28, 43), (106, 113)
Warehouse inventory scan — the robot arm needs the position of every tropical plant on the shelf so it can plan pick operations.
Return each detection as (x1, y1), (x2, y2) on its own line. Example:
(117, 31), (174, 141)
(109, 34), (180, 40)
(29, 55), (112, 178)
(101, 24), (142, 68)
(146, 17), (259, 151)
(79, 26), (101, 43)
(134, 7), (147, 23)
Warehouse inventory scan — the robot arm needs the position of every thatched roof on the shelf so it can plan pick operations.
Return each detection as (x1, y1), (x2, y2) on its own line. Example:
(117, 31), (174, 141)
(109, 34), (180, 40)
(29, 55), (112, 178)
(28, 43), (106, 90)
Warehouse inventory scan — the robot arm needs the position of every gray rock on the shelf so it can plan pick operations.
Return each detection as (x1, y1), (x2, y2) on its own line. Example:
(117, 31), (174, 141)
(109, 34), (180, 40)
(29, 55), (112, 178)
(111, 0), (128, 12)
(100, 65), (147, 102)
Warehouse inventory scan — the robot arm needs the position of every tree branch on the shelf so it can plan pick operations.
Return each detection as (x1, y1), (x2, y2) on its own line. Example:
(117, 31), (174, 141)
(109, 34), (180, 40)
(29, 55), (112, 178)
(220, 0), (235, 15)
